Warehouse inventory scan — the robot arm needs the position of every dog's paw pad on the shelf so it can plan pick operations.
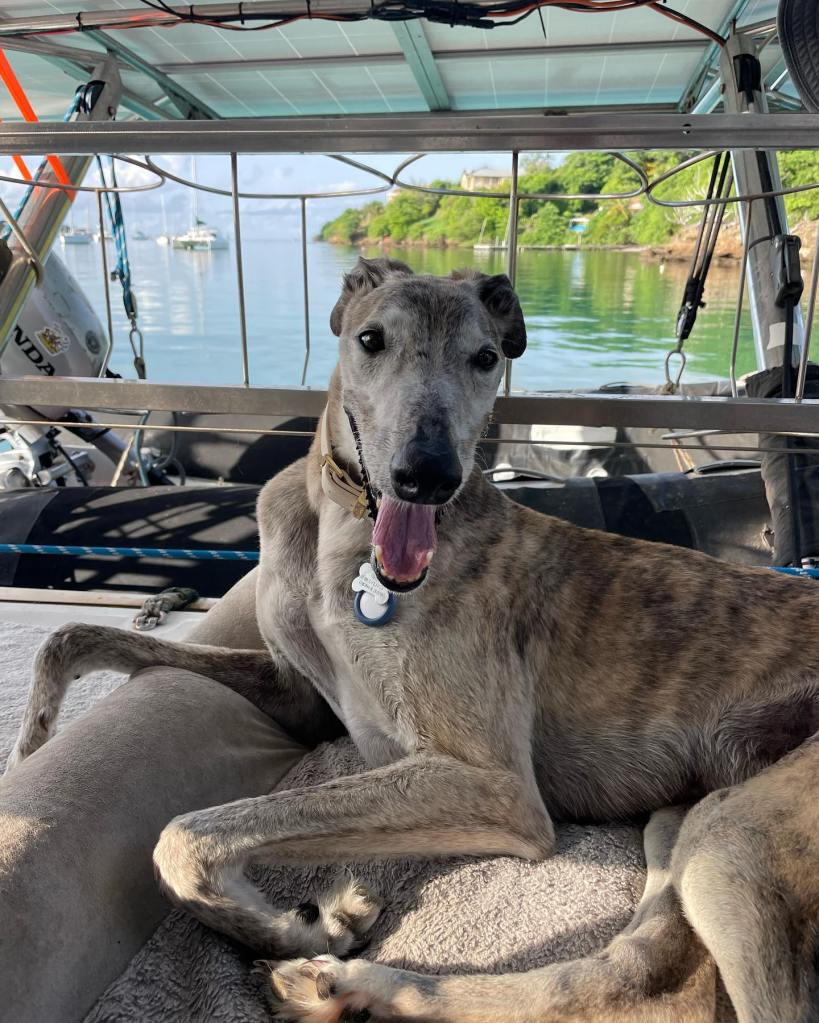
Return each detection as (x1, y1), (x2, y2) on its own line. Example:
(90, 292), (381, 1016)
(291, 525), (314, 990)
(319, 875), (382, 955)
(264, 956), (359, 1022)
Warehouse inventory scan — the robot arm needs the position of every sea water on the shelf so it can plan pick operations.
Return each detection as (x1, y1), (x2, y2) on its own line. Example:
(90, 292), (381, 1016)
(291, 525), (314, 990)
(60, 238), (756, 393)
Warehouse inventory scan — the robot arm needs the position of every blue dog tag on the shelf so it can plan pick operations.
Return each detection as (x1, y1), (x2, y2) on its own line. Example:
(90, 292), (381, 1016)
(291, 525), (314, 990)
(352, 562), (396, 627)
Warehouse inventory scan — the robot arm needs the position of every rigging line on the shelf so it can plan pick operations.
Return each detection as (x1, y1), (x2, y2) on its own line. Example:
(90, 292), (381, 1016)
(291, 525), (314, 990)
(4, 417), (819, 456)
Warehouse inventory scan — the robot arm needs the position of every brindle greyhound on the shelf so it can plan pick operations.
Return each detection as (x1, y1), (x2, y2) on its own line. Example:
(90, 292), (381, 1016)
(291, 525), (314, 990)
(7, 258), (819, 1023)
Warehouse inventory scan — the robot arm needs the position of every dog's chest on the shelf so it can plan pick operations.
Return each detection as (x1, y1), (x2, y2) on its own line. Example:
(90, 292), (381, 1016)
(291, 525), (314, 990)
(264, 508), (418, 765)
(310, 559), (419, 765)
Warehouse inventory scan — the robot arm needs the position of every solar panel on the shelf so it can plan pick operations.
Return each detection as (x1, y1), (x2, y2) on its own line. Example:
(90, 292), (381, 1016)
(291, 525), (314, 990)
(0, 0), (790, 121)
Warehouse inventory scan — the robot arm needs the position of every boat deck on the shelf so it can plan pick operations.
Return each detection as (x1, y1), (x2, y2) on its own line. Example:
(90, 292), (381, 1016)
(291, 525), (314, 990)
(0, 587), (209, 638)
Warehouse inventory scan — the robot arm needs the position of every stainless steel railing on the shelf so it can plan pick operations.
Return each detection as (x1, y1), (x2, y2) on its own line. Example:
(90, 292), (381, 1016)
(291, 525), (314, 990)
(1, 132), (819, 442)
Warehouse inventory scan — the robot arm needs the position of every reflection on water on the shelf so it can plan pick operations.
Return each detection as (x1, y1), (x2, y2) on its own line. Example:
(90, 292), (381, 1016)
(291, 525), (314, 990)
(60, 239), (756, 393)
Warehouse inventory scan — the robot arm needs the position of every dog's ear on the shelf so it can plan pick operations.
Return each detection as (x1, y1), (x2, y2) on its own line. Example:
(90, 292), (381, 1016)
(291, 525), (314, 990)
(451, 269), (527, 359)
(330, 257), (414, 336)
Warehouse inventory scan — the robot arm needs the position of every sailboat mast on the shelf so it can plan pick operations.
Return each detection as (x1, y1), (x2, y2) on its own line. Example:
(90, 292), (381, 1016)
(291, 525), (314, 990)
(191, 155), (199, 225)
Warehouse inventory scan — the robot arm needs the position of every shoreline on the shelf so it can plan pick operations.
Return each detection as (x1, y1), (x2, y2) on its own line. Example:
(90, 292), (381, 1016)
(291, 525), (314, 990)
(321, 236), (735, 262)
(320, 219), (817, 265)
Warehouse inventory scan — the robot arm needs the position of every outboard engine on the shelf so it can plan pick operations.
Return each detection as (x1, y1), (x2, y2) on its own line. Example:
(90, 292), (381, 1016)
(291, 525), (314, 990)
(0, 56), (151, 490)
(0, 242), (136, 488)
(0, 242), (110, 387)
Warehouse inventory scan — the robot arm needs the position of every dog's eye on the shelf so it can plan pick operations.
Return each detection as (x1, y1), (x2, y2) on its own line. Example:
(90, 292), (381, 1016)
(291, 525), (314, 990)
(358, 328), (385, 353)
(473, 347), (499, 371)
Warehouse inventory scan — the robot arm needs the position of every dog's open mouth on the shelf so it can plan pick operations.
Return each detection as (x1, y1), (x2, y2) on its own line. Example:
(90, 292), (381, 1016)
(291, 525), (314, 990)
(371, 494), (437, 593)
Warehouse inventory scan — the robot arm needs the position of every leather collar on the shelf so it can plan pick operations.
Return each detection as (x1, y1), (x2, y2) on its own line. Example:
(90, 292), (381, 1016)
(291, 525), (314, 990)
(318, 407), (369, 520)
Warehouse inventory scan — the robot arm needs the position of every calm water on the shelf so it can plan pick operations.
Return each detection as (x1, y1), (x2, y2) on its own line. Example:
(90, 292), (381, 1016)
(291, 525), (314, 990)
(59, 239), (756, 392)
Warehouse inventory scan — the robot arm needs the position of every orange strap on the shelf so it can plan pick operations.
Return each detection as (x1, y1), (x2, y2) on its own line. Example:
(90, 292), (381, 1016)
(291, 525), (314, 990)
(0, 49), (72, 191)
(11, 153), (31, 180)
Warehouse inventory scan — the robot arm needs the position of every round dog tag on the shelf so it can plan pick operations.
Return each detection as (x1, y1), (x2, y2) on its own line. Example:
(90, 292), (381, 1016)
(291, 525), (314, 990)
(354, 588), (396, 626)
(352, 562), (396, 627)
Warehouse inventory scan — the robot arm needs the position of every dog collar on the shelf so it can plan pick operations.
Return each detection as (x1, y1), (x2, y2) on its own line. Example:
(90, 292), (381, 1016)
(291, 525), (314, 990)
(318, 407), (370, 520)
(319, 409), (398, 626)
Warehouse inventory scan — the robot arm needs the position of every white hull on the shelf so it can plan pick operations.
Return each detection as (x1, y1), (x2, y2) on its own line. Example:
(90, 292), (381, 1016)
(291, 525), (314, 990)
(172, 235), (228, 252)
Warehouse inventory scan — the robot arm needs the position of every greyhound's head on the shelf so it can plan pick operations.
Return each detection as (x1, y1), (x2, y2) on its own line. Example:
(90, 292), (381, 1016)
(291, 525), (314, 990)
(330, 257), (526, 591)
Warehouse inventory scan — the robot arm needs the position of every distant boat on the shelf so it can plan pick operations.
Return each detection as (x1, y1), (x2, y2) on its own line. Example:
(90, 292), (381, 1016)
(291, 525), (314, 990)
(172, 222), (228, 251)
(60, 226), (92, 246)
(171, 158), (229, 251)
(156, 234), (172, 247)
(131, 229), (150, 241)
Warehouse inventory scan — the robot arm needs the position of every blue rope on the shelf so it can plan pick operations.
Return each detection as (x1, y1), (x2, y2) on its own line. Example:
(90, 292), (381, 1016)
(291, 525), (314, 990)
(1, 87), (84, 242)
(0, 544), (259, 561)
(0, 544), (812, 573)
(96, 154), (136, 321)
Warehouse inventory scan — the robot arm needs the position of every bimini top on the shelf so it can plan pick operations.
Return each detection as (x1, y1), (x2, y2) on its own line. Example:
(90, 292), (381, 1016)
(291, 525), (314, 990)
(0, 0), (797, 123)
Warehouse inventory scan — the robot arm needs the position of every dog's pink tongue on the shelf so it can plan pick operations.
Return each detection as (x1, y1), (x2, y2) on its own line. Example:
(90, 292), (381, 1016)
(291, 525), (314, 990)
(372, 495), (437, 583)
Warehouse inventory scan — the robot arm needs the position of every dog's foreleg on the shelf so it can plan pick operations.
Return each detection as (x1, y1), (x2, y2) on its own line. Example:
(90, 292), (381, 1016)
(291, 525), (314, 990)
(672, 734), (819, 1023)
(5, 622), (338, 773)
(265, 807), (718, 1023)
(151, 753), (554, 962)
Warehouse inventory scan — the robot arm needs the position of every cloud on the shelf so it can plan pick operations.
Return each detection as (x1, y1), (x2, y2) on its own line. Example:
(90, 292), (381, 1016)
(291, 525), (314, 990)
(0, 151), (501, 241)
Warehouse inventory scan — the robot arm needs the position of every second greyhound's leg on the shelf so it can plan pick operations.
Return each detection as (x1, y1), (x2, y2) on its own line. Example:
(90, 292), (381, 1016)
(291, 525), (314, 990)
(266, 807), (719, 1023)
(672, 734), (819, 1023)
(6, 622), (340, 772)
(151, 754), (554, 959)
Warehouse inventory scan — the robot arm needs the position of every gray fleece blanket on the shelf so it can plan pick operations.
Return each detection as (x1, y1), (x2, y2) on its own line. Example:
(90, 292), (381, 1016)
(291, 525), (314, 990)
(0, 621), (646, 1023)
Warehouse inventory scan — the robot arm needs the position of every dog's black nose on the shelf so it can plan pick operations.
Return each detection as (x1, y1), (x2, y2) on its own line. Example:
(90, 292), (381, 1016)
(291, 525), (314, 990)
(390, 439), (462, 505)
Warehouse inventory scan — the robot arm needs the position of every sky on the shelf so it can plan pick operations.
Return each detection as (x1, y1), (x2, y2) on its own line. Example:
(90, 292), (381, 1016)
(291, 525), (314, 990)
(0, 151), (527, 242)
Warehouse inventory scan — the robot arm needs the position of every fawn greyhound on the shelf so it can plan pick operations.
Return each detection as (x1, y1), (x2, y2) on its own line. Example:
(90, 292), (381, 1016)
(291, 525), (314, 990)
(7, 258), (819, 1022)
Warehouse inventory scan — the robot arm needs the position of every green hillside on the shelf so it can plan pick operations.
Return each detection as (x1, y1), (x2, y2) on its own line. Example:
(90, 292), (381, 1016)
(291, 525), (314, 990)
(318, 151), (819, 249)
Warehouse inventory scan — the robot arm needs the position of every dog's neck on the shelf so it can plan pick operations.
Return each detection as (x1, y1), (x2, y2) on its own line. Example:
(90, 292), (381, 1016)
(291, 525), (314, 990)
(307, 371), (366, 516)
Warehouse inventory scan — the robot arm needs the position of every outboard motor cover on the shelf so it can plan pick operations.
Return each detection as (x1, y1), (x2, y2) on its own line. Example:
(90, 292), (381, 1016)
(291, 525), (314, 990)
(0, 246), (111, 417)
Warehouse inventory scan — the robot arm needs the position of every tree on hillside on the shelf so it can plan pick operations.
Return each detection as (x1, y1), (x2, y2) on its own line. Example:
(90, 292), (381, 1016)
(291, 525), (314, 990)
(555, 152), (617, 211)
(779, 150), (819, 222)
(366, 189), (440, 242)
(319, 206), (364, 243)
(519, 159), (562, 218)
(519, 203), (571, 246)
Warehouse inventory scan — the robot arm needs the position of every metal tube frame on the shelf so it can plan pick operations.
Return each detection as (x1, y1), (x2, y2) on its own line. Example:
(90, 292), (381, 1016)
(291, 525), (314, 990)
(796, 222), (819, 402)
(2, 114), (819, 156)
(4, 412), (819, 459)
(720, 32), (805, 372)
(0, 378), (817, 436)
(229, 152), (251, 388)
(503, 150), (519, 397)
(2, 110), (819, 439)
(729, 199), (753, 399)
(96, 189), (116, 359)
(299, 196), (311, 387)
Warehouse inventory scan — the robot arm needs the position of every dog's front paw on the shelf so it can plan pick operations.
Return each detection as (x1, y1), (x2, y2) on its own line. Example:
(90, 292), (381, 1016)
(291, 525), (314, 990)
(263, 955), (370, 1022)
(316, 874), (382, 957)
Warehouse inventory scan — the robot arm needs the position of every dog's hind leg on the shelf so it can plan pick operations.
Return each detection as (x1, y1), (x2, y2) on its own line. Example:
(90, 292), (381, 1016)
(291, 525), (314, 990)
(5, 622), (339, 773)
(265, 806), (720, 1023)
(672, 734), (819, 1023)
